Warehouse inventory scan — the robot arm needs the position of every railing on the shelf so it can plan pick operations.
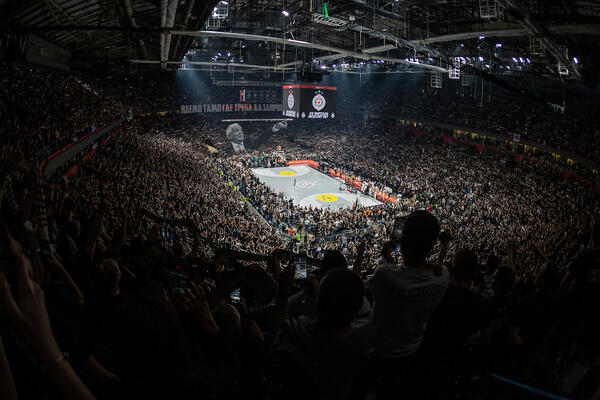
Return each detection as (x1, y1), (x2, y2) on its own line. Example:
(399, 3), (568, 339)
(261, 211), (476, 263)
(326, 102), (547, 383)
(39, 117), (122, 173)
(487, 373), (572, 400)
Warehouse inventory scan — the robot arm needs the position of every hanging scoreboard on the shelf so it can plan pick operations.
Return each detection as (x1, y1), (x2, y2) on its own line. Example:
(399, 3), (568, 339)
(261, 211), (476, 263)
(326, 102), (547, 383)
(282, 85), (337, 119)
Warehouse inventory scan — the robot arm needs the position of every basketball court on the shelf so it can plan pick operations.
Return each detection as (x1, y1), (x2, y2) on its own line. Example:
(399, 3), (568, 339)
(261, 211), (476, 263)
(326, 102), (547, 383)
(252, 165), (382, 210)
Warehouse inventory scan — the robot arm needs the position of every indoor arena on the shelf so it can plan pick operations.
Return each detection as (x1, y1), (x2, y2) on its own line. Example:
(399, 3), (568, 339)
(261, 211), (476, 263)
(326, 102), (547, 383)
(1, 1), (599, 400)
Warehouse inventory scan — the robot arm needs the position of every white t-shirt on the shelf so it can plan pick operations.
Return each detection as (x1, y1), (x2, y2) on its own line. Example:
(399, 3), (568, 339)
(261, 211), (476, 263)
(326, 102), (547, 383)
(361, 263), (449, 358)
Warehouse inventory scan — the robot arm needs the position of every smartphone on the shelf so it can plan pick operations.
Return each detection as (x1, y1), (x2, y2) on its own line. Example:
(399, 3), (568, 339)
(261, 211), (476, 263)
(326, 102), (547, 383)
(230, 288), (241, 303)
(294, 255), (307, 279)
(170, 265), (188, 293)
(392, 216), (405, 242)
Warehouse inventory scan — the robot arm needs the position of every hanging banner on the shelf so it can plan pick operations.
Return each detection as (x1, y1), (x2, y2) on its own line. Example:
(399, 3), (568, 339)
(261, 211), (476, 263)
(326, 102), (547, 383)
(180, 103), (283, 114)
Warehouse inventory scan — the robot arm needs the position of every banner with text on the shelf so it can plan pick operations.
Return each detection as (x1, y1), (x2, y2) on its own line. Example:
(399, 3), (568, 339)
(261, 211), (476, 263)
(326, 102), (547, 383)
(181, 103), (283, 114)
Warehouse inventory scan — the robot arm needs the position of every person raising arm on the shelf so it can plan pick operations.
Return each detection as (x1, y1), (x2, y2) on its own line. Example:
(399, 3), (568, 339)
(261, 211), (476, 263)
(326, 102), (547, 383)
(0, 253), (96, 400)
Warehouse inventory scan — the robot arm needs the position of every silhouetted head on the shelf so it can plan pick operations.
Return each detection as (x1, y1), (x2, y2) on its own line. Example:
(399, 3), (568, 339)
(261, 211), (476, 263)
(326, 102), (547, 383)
(399, 210), (440, 266)
(452, 249), (478, 282)
(320, 250), (348, 277)
(317, 268), (364, 335)
(492, 266), (516, 296)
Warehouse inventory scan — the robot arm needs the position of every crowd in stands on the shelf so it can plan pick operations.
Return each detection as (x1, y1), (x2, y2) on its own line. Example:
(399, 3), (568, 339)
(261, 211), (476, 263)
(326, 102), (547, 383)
(1, 64), (599, 400)
(353, 83), (600, 162)
(0, 63), (126, 165)
(205, 119), (592, 278)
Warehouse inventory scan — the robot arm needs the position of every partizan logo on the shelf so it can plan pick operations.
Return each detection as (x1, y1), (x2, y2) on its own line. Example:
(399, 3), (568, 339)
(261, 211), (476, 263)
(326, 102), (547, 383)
(312, 93), (326, 111)
(287, 92), (295, 109)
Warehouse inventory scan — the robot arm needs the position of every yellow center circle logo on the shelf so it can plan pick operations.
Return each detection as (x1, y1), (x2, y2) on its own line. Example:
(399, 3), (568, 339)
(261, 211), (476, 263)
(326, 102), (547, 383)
(317, 194), (338, 203)
(279, 171), (297, 176)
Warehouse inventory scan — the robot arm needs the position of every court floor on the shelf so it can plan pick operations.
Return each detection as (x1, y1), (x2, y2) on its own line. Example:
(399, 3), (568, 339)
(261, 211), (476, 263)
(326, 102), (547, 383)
(252, 165), (382, 210)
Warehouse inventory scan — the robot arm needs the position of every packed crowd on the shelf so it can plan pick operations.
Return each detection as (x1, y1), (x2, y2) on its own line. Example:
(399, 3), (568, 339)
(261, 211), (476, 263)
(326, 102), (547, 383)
(359, 84), (600, 162)
(1, 64), (599, 400)
(0, 63), (127, 165)
(1, 138), (599, 399)
(209, 120), (593, 277)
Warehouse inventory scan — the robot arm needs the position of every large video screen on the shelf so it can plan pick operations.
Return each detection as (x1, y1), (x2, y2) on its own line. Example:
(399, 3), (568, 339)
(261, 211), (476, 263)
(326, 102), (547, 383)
(282, 85), (337, 119)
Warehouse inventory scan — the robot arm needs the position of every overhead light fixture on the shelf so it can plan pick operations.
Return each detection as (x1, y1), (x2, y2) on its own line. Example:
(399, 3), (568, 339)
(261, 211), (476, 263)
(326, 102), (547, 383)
(526, 58), (531, 63)
(320, 65), (327, 69)
(519, 57), (524, 63)
(479, 36), (485, 39)
(512, 57), (517, 62)
(282, 10), (289, 16)
(573, 57), (579, 64)
(478, 56), (484, 61)
(496, 43), (502, 48)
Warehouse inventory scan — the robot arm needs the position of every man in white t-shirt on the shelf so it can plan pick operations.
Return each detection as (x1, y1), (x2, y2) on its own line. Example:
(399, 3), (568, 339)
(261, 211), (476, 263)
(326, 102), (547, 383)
(352, 211), (449, 399)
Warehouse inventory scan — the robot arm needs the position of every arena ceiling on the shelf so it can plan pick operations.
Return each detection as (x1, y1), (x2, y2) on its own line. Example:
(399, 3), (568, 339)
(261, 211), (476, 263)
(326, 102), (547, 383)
(1, 0), (599, 80)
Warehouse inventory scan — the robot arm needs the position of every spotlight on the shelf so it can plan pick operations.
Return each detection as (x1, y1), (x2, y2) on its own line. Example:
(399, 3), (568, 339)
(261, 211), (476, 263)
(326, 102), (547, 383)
(496, 43), (502, 48)
(573, 57), (579, 64)
(320, 65), (327, 69)
(478, 56), (484, 61)
(512, 57), (517, 62)
(282, 10), (289, 16)
(479, 36), (485, 39)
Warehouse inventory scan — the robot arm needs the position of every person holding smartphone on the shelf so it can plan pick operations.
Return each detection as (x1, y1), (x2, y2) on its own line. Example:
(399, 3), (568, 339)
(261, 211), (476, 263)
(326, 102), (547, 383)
(353, 210), (449, 400)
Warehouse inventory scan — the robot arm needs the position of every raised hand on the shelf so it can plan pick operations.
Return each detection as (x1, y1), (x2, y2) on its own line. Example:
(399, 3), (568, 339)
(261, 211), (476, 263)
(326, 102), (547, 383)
(353, 240), (367, 276)
(183, 281), (219, 335)
(277, 262), (296, 296)
(0, 259), (96, 399)
(303, 275), (320, 302)
(0, 259), (62, 365)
